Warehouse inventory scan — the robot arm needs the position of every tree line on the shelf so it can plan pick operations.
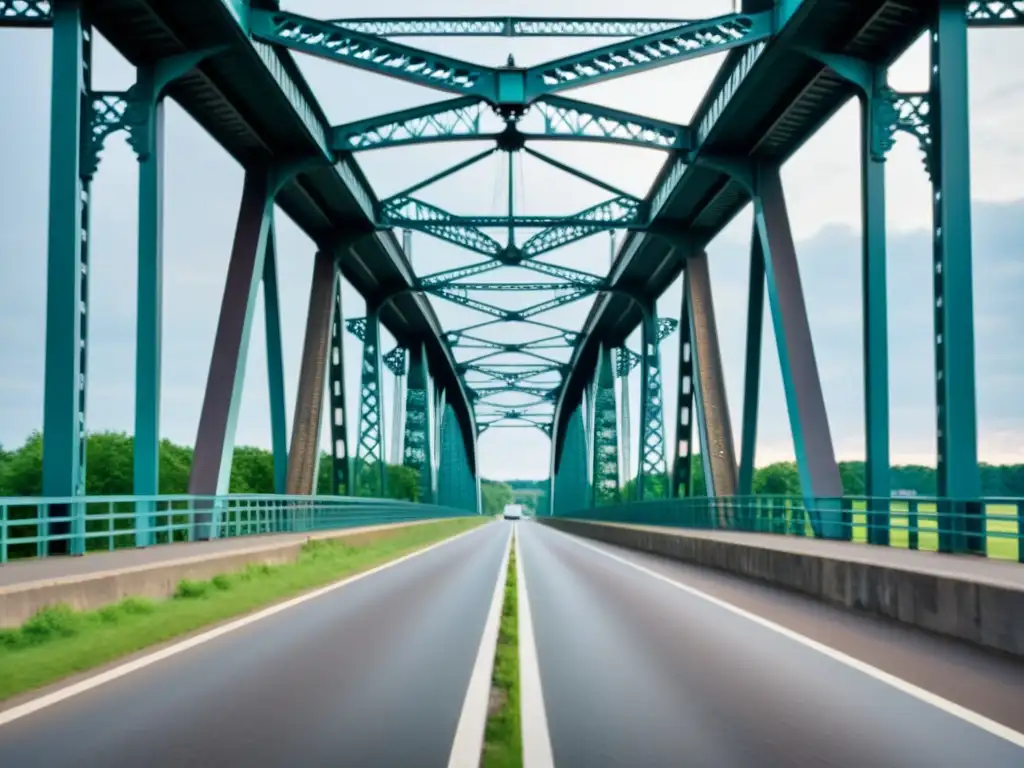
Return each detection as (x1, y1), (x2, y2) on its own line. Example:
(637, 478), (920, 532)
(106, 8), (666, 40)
(0, 432), (421, 501)
(2, 432), (1022, 508)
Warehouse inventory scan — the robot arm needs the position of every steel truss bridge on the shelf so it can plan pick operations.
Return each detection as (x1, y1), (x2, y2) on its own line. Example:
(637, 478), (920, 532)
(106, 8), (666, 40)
(2, 0), (1021, 549)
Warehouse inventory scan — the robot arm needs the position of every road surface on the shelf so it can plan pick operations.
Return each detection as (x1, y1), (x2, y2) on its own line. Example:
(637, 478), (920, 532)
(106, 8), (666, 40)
(518, 521), (1024, 767)
(2, 519), (1023, 767)
(0, 523), (511, 767)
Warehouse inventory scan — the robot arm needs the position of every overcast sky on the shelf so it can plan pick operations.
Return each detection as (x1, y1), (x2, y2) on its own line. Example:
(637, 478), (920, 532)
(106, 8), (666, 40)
(0, 1), (1021, 482)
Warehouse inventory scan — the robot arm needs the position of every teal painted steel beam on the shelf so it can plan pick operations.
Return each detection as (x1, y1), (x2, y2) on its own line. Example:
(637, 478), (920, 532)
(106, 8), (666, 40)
(42, 0), (89, 557)
(377, 197), (503, 256)
(403, 343), (434, 503)
(249, 9), (502, 100)
(330, 94), (690, 152)
(592, 345), (620, 505)
(438, 403), (478, 511)
(332, 97), (489, 152)
(523, 12), (773, 100)
(354, 307), (387, 497)
(737, 220), (764, 497)
(263, 217), (288, 495)
(931, 3), (982, 551)
(671, 278), (694, 499)
(753, 162), (843, 538)
(132, 88), (165, 546)
(520, 197), (642, 257)
(0, 0), (51, 26)
(861, 79), (892, 539)
(966, 1), (1024, 26)
(381, 194), (641, 232)
(637, 305), (668, 500)
(329, 17), (691, 37)
(188, 170), (276, 519)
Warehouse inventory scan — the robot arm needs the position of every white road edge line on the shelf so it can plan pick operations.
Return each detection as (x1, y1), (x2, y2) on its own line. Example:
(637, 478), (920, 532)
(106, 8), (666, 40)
(515, 524), (555, 768)
(0, 521), (490, 729)
(550, 526), (1024, 751)
(447, 524), (513, 768)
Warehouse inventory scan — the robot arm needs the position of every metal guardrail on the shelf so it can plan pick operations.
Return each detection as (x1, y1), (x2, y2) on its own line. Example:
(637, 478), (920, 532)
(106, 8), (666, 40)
(0, 494), (476, 562)
(555, 496), (1024, 563)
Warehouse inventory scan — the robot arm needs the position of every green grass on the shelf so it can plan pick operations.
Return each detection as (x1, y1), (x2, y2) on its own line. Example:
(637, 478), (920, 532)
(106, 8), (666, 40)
(481, 541), (522, 768)
(0, 517), (487, 701)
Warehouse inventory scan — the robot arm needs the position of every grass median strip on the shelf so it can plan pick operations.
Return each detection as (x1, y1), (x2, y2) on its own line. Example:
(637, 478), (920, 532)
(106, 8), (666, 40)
(0, 517), (486, 702)
(481, 532), (522, 768)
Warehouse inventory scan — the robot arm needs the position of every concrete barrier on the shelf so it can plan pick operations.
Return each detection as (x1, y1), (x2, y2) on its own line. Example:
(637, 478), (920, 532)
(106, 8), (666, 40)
(541, 519), (1024, 659)
(0, 519), (443, 628)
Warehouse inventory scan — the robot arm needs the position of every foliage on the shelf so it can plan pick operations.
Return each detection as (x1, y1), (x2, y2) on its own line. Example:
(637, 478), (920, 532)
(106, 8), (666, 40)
(482, 545), (521, 767)
(481, 479), (514, 516)
(0, 432), (420, 501)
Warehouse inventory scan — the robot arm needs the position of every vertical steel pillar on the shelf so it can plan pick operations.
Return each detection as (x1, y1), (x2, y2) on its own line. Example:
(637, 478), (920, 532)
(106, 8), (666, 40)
(618, 352), (632, 493)
(438, 403), (475, 511)
(132, 74), (166, 546)
(860, 75), (892, 543)
(753, 163), (844, 538)
(42, 0), (90, 555)
(403, 343), (434, 502)
(355, 307), (387, 497)
(286, 251), (338, 495)
(328, 274), (351, 495)
(263, 217), (288, 495)
(672, 274), (695, 498)
(688, 252), (738, 499)
(386, 348), (407, 466)
(637, 305), (668, 500)
(189, 170), (275, 533)
(555, 404), (589, 513)
(591, 345), (620, 505)
(738, 221), (764, 496)
(931, 3), (981, 552)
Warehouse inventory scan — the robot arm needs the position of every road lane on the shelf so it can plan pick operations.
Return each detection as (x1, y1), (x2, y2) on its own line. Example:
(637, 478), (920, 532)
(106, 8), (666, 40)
(519, 521), (1024, 768)
(0, 522), (510, 768)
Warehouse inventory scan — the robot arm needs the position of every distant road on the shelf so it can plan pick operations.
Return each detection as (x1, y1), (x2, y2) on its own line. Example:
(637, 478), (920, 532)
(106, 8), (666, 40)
(0, 523), (511, 767)
(518, 521), (1024, 767)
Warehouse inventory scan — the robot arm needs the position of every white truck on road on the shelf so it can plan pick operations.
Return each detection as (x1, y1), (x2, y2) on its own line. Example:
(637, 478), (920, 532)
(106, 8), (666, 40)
(503, 503), (523, 521)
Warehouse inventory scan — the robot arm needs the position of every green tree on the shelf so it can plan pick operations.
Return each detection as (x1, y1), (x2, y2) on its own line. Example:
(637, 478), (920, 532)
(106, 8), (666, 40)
(481, 479), (514, 515)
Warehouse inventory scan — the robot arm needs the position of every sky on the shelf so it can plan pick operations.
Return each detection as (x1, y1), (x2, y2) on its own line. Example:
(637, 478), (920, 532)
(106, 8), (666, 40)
(0, 1), (1021, 483)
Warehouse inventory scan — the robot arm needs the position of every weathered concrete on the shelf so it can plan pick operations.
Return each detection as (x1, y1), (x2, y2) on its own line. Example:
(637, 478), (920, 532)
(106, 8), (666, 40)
(0, 519), (449, 628)
(540, 519), (1024, 659)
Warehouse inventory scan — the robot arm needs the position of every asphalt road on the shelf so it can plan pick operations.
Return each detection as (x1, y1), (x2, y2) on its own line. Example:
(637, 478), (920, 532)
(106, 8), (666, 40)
(518, 521), (1024, 768)
(0, 522), (511, 768)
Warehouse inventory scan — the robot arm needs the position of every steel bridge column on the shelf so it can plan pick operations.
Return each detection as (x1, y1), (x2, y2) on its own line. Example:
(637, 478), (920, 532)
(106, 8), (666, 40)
(860, 75), (892, 542)
(738, 221), (765, 496)
(42, 0), (90, 555)
(932, 2), (981, 552)
(688, 252), (739, 500)
(189, 169), (275, 534)
(285, 250), (338, 495)
(328, 275), (352, 495)
(591, 345), (620, 505)
(263, 218), (288, 494)
(555, 404), (589, 514)
(131, 81), (166, 546)
(671, 275), (695, 498)
(617, 352), (632, 493)
(355, 307), (387, 497)
(753, 163), (844, 538)
(403, 343), (434, 503)
(438, 402), (476, 512)
(637, 305), (668, 501)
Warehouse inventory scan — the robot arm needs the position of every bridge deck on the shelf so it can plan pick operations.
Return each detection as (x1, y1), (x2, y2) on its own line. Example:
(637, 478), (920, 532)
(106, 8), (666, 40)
(568, 522), (1024, 590)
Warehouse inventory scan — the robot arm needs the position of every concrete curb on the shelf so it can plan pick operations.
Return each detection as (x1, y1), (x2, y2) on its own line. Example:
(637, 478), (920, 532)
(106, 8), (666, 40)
(540, 519), (1024, 658)
(0, 519), (441, 628)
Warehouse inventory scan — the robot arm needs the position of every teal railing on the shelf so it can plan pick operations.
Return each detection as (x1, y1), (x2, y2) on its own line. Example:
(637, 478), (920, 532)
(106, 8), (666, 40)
(0, 494), (476, 562)
(555, 495), (1024, 563)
